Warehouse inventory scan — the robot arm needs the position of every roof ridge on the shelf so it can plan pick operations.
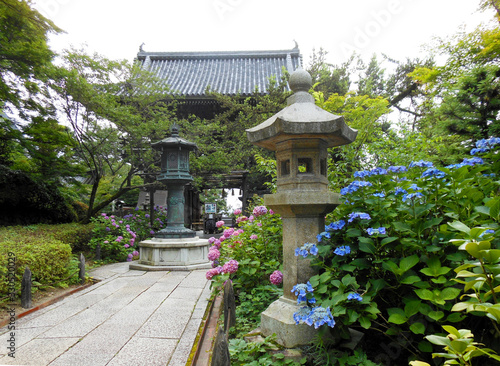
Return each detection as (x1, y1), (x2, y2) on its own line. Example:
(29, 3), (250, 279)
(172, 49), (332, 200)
(137, 48), (301, 59)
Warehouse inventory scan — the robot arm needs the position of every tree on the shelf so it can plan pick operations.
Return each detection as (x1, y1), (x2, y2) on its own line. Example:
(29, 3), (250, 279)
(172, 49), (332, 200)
(410, 23), (500, 154)
(0, 0), (61, 111)
(49, 49), (175, 222)
(307, 48), (352, 99)
(313, 91), (391, 188)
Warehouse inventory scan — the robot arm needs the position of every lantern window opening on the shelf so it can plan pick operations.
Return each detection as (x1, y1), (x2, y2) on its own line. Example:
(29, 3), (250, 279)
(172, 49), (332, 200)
(297, 158), (313, 174)
(280, 159), (290, 176)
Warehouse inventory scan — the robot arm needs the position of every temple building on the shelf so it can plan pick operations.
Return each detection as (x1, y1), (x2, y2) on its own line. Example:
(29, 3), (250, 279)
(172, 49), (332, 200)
(134, 45), (303, 226)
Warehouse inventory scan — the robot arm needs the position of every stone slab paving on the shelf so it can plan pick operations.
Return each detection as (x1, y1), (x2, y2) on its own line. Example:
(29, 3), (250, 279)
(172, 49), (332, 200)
(0, 262), (212, 366)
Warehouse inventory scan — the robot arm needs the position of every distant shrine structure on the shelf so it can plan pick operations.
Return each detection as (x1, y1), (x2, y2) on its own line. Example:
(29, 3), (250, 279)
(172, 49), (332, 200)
(135, 45), (303, 224)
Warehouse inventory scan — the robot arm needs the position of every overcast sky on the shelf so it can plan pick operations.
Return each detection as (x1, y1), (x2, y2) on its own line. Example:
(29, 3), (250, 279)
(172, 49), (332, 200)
(34, 0), (496, 68)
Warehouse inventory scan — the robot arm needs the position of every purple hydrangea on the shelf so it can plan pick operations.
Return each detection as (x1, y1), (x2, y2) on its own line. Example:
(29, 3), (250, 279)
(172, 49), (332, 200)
(270, 270), (283, 285)
(252, 206), (268, 217)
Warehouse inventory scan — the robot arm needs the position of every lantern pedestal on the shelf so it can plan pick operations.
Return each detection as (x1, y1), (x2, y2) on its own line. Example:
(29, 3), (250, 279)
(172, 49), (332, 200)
(129, 236), (211, 271)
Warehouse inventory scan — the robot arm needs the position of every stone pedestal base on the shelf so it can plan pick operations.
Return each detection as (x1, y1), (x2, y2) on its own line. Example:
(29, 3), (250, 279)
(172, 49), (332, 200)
(260, 296), (317, 348)
(129, 237), (211, 271)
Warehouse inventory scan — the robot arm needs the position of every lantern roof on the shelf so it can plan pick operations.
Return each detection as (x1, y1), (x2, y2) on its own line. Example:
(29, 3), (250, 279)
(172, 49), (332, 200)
(152, 124), (197, 151)
(246, 68), (357, 151)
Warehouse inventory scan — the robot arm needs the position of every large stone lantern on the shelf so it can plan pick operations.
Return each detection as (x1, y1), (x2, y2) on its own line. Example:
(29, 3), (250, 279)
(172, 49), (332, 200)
(152, 124), (197, 239)
(246, 68), (357, 347)
(130, 125), (211, 271)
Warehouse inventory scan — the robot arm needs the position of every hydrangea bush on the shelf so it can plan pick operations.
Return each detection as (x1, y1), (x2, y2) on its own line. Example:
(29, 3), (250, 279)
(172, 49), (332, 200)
(206, 198), (283, 293)
(89, 206), (168, 262)
(294, 138), (500, 363)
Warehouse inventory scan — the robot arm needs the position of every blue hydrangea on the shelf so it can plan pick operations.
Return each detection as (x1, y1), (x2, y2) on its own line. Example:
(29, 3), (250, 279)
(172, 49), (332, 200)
(475, 137), (500, 151)
(317, 231), (331, 242)
(370, 167), (388, 176)
(340, 180), (373, 195)
(334, 245), (351, 256)
(367, 227), (386, 235)
(326, 220), (346, 231)
(347, 293), (363, 302)
(291, 282), (315, 304)
(394, 187), (407, 195)
(471, 147), (489, 155)
(347, 212), (371, 223)
(373, 192), (386, 198)
(388, 166), (408, 173)
(409, 184), (422, 191)
(422, 168), (446, 179)
(307, 306), (336, 329)
(295, 242), (319, 258)
(293, 306), (312, 325)
(409, 160), (434, 168)
(462, 157), (484, 166)
(402, 192), (424, 202)
(353, 170), (371, 178)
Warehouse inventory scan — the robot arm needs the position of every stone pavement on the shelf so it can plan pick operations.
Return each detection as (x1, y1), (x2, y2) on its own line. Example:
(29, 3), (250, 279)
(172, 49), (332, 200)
(0, 262), (212, 366)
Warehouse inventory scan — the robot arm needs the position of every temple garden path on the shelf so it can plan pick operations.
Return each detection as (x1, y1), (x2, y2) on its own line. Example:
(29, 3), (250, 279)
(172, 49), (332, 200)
(0, 261), (211, 365)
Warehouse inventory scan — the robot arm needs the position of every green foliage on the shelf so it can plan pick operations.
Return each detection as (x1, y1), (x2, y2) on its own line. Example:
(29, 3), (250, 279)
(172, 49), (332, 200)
(0, 164), (77, 225)
(228, 334), (306, 366)
(231, 284), (282, 338)
(298, 141), (500, 363)
(410, 326), (500, 366)
(313, 91), (391, 189)
(0, 0), (61, 109)
(0, 234), (73, 297)
(88, 207), (167, 262)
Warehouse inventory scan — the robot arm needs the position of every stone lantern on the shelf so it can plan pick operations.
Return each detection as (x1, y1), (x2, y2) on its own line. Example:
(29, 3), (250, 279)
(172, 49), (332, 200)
(152, 124), (197, 239)
(130, 125), (211, 271)
(246, 68), (357, 347)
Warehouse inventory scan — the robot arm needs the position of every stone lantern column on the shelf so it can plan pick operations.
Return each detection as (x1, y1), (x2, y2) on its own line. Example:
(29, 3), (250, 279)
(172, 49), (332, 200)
(246, 68), (357, 347)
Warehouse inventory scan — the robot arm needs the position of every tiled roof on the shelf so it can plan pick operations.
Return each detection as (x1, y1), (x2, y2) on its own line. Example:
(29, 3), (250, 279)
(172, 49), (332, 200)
(136, 48), (302, 98)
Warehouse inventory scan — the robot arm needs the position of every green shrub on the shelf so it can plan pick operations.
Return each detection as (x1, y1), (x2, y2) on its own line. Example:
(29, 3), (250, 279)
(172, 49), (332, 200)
(0, 237), (73, 297)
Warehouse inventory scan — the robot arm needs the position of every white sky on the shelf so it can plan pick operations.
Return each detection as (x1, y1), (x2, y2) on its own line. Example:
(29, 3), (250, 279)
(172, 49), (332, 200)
(33, 0), (496, 68)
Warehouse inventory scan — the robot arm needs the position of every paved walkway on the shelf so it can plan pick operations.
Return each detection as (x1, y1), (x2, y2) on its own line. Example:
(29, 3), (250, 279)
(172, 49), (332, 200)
(0, 262), (211, 366)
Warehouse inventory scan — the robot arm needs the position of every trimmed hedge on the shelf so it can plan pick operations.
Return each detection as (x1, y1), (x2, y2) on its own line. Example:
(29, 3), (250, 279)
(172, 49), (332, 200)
(0, 238), (72, 297)
(0, 223), (93, 298)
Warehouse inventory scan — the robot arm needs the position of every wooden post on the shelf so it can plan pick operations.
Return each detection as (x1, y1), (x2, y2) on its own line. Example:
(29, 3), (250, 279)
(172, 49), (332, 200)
(210, 327), (231, 366)
(79, 253), (85, 284)
(96, 244), (101, 261)
(223, 280), (236, 338)
(21, 267), (32, 309)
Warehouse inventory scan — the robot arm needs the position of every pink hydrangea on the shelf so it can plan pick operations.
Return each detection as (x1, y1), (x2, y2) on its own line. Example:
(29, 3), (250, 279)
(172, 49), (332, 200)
(216, 220), (225, 228)
(223, 228), (235, 237)
(269, 209), (274, 215)
(208, 248), (221, 261)
(257, 223), (262, 227)
(236, 216), (248, 224)
(270, 270), (283, 285)
(206, 268), (220, 280)
(212, 239), (221, 249)
(250, 234), (258, 240)
(252, 206), (268, 217)
(132, 250), (139, 256)
(208, 237), (216, 244)
(222, 259), (239, 274)
(233, 209), (242, 216)
(248, 215), (254, 222)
